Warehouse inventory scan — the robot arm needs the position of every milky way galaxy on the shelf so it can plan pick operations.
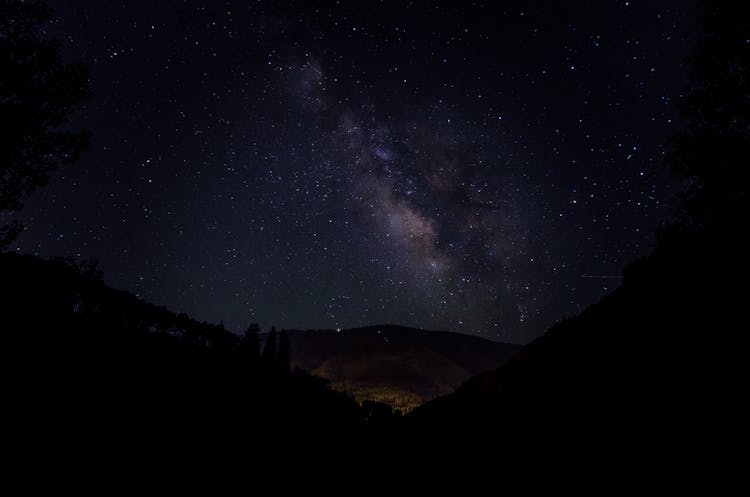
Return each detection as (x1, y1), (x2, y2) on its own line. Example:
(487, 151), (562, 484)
(11, 1), (695, 342)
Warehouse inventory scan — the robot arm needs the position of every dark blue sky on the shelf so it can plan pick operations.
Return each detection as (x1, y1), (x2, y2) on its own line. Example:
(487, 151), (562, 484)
(10, 0), (696, 343)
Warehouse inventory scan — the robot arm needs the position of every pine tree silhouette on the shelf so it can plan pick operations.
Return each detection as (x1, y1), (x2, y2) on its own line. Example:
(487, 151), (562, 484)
(242, 323), (261, 361)
(0, 1), (90, 249)
(666, 1), (750, 230)
(277, 330), (291, 375)
(262, 326), (277, 369)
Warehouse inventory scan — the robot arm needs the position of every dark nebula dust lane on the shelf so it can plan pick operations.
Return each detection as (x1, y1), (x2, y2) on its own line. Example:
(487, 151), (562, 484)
(10, 0), (696, 342)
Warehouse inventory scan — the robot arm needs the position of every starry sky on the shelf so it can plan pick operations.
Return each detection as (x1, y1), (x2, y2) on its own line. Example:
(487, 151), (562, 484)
(10, 0), (697, 343)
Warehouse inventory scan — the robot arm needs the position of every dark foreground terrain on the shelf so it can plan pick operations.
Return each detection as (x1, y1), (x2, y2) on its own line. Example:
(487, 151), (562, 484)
(1, 253), (404, 448)
(2, 218), (744, 452)
(409, 224), (746, 445)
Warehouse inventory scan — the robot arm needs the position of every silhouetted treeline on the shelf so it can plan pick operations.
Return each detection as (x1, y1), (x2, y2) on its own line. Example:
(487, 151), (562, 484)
(1, 253), (401, 446)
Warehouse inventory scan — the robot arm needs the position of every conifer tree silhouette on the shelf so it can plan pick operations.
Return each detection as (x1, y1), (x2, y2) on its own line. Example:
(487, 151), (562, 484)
(242, 323), (261, 360)
(0, 1), (90, 249)
(262, 326), (277, 368)
(666, 1), (750, 230)
(277, 330), (291, 375)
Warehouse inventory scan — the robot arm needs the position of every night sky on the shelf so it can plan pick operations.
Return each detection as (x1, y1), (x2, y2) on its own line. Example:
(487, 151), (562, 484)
(10, 0), (697, 343)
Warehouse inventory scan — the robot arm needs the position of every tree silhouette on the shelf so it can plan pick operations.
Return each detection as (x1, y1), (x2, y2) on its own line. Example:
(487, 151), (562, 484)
(262, 326), (277, 366)
(0, 0), (90, 249)
(277, 330), (291, 375)
(666, 1), (750, 230)
(242, 323), (260, 360)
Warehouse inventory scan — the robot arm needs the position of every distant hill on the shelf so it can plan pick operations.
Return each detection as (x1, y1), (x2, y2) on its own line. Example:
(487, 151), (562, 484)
(284, 325), (520, 412)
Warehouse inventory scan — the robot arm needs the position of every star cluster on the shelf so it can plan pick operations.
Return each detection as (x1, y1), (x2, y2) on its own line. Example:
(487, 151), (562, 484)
(12, 0), (695, 342)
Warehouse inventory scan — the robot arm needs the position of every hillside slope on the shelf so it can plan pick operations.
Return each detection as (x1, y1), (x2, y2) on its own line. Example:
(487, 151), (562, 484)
(0, 253), (376, 443)
(409, 228), (745, 440)
(287, 326), (520, 412)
